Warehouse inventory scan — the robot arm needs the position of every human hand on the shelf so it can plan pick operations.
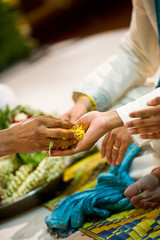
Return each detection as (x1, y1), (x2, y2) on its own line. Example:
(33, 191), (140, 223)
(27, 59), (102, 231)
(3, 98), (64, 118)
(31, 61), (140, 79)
(60, 97), (90, 122)
(124, 97), (160, 139)
(101, 127), (133, 166)
(50, 110), (123, 156)
(0, 115), (77, 156)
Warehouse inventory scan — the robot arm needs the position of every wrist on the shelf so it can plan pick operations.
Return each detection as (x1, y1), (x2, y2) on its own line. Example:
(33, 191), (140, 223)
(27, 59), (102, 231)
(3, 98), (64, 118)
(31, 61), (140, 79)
(101, 110), (123, 132)
(79, 95), (96, 111)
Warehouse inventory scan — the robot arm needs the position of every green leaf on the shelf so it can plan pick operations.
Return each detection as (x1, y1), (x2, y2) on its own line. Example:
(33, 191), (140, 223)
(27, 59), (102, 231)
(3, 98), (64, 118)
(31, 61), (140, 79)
(17, 152), (46, 166)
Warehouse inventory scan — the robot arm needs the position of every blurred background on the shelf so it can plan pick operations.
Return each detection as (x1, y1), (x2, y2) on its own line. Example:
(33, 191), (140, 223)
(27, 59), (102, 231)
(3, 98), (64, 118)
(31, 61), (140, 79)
(0, 0), (132, 113)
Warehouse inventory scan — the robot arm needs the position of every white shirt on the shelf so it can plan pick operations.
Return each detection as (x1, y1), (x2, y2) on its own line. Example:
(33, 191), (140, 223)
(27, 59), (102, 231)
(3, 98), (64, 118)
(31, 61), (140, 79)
(73, 0), (160, 111)
(72, 0), (160, 179)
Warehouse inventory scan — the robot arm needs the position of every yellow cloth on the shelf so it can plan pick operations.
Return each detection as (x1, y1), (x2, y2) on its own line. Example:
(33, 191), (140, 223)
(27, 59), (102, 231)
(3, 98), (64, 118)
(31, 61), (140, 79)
(79, 95), (96, 111)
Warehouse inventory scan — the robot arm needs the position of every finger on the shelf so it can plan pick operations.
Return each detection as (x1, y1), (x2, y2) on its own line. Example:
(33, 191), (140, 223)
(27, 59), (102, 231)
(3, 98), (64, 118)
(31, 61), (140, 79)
(143, 202), (152, 209)
(41, 146), (51, 152)
(60, 114), (70, 122)
(42, 116), (75, 129)
(39, 138), (51, 146)
(37, 138), (77, 151)
(36, 144), (51, 152)
(73, 133), (96, 152)
(101, 133), (110, 158)
(140, 132), (160, 139)
(116, 143), (129, 165)
(74, 122), (102, 150)
(147, 97), (160, 106)
(46, 128), (76, 139)
(106, 133), (115, 165)
(76, 119), (89, 132)
(125, 116), (160, 129)
(111, 141), (120, 166)
(52, 139), (78, 149)
(128, 125), (160, 135)
(151, 202), (160, 208)
(128, 106), (160, 119)
(70, 110), (86, 122)
(50, 147), (77, 156)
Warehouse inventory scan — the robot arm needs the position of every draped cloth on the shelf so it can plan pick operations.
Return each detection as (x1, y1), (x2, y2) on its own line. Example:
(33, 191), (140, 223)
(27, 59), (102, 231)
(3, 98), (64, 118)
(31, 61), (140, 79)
(45, 143), (140, 234)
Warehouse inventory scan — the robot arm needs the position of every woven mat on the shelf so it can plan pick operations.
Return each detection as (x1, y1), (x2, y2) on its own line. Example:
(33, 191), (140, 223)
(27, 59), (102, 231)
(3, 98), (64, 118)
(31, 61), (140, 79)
(80, 207), (160, 240)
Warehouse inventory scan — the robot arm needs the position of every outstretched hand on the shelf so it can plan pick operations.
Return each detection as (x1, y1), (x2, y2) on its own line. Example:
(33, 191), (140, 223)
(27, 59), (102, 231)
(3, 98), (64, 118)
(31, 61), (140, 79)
(0, 115), (77, 157)
(51, 110), (123, 156)
(124, 97), (160, 139)
(101, 127), (133, 166)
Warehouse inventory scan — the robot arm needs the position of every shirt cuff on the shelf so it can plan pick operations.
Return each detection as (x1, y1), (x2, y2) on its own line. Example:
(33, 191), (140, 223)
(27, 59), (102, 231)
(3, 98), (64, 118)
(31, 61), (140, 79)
(116, 88), (160, 146)
(79, 95), (96, 111)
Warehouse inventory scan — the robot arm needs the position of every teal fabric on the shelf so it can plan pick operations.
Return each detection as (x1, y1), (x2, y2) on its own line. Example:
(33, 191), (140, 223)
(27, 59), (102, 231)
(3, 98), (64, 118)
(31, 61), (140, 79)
(45, 143), (140, 232)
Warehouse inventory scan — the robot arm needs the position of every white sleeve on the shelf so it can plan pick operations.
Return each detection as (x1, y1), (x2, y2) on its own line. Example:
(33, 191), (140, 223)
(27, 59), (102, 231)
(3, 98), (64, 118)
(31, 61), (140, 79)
(73, 1), (159, 111)
(116, 88), (160, 147)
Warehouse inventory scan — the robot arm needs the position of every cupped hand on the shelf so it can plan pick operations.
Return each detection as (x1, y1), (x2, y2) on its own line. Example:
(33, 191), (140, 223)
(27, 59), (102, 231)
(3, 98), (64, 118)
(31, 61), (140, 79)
(50, 110), (123, 156)
(60, 97), (90, 122)
(124, 97), (160, 139)
(0, 115), (77, 156)
(101, 127), (133, 166)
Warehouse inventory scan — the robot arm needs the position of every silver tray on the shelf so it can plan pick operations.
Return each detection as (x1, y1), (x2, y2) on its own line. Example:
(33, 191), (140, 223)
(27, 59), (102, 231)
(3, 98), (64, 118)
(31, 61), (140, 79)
(0, 175), (62, 221)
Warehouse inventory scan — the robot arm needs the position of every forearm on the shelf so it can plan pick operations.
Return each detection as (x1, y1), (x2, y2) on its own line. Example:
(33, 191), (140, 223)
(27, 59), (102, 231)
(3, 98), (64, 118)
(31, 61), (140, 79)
(0, 128), (17, 157)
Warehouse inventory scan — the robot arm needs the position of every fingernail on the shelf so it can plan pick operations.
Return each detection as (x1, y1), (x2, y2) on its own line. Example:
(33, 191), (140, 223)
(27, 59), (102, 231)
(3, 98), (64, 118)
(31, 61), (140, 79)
(124, 123), (128, 128)
(128, 130), (133, 134)
(146, 100), (152, 105)
(140, 135), (145, 139)
(73, 140), (78, 144)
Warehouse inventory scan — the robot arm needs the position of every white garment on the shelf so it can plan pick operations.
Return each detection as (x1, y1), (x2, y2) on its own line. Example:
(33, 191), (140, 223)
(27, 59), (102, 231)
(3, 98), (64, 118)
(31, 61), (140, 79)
(73, 0), (160, 111)
(129, 144), (160, 180)
(72, 0), (160, 179)
(117, 88), (160, 147)
(116, 88), (160, 180)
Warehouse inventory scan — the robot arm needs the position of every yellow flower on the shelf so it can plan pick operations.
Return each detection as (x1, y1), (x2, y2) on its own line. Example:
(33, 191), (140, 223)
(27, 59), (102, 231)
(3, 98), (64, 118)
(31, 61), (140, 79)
(69, 125), (85, 141)
(63, 125), (85, 141)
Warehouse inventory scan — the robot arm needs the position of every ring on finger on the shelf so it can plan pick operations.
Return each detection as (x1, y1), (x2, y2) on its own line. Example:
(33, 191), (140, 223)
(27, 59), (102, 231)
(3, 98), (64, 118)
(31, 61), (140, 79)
(113, 145), (119, 151)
